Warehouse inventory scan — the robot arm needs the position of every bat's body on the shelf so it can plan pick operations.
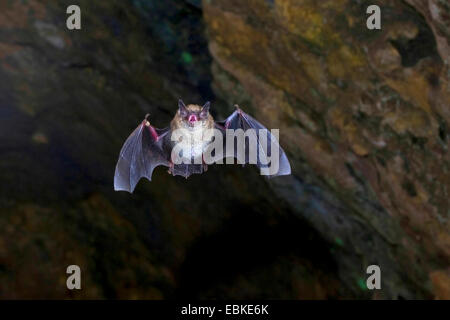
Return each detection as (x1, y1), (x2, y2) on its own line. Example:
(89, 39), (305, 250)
(169, 103), (214, 167)
(114, 100), (291, 192)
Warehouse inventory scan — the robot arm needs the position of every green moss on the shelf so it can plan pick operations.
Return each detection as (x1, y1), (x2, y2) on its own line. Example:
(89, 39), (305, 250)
(357, 278), (367, 291)
(334, 237), (344, 247)
(181, 51), (193, 64)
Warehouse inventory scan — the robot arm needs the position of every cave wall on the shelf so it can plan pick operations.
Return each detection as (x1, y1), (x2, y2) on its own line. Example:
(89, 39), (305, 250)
(202, 0), (450, 299)
(0, 0), (448, 299)
(0, 0), (341, 299)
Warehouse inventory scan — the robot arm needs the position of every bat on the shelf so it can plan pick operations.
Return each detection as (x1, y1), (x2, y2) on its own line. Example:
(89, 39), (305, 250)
(114, 100), (291, 192)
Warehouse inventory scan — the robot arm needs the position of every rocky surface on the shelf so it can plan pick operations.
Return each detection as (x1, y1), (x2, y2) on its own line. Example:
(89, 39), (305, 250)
(203, 0), (450, 299)
(0, 0), (448, 299)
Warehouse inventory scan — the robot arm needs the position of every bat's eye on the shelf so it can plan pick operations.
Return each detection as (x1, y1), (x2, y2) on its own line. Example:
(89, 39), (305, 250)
(180, 110), (188, 117)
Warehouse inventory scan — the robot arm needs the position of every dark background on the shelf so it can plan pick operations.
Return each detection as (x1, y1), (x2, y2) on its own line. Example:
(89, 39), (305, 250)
(0, 0), (448, 299)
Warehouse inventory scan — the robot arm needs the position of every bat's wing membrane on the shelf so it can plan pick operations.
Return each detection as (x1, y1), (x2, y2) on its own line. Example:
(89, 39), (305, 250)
(216, 107), (291, 176)
(171, 164), (204, 179)
(114, 121), (170, 192)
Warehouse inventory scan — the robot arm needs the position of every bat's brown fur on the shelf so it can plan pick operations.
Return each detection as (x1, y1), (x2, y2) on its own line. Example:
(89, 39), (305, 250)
(170, 104), (214, 131)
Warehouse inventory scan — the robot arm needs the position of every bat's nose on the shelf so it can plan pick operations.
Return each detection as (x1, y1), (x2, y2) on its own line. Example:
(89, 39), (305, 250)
(188, 114), (198, 123)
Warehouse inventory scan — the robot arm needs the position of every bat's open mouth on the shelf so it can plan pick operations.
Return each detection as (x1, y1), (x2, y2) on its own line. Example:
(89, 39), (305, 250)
(188, 114), (198, 124)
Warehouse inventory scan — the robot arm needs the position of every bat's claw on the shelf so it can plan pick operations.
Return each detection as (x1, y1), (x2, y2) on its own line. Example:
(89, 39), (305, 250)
(144, 114), (151, 127)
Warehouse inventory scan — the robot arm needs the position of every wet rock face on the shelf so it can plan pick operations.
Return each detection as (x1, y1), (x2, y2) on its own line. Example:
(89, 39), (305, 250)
(203, 0), (449, 299)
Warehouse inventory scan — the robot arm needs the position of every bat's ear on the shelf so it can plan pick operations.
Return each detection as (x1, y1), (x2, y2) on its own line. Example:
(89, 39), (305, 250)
(178, 99), (188, 116)
(200, 101), (210, 119)
(178, 99), (187, 110)
(202, 101), (211, 110)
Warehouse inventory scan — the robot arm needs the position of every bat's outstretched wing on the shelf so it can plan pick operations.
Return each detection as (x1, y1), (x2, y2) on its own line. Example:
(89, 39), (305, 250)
(215, 106), (291, 177)
(114, 119), (170, 192)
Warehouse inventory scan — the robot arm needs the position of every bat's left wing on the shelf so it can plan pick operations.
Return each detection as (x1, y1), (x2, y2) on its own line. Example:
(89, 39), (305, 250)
(215, 106), (291, 177)
(114, 119), (170, 192)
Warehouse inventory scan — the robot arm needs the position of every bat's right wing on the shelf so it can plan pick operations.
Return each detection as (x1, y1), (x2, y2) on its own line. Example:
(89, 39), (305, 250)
(114, 119), (170, 193)
(215, 106), (291, 177)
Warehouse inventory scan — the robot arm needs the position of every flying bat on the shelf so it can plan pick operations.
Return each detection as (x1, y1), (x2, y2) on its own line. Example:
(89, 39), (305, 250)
(114, 100), (291, 192)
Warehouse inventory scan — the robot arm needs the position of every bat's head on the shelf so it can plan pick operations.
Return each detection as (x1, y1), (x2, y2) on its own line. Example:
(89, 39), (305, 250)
(178, 99), (211, 128)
